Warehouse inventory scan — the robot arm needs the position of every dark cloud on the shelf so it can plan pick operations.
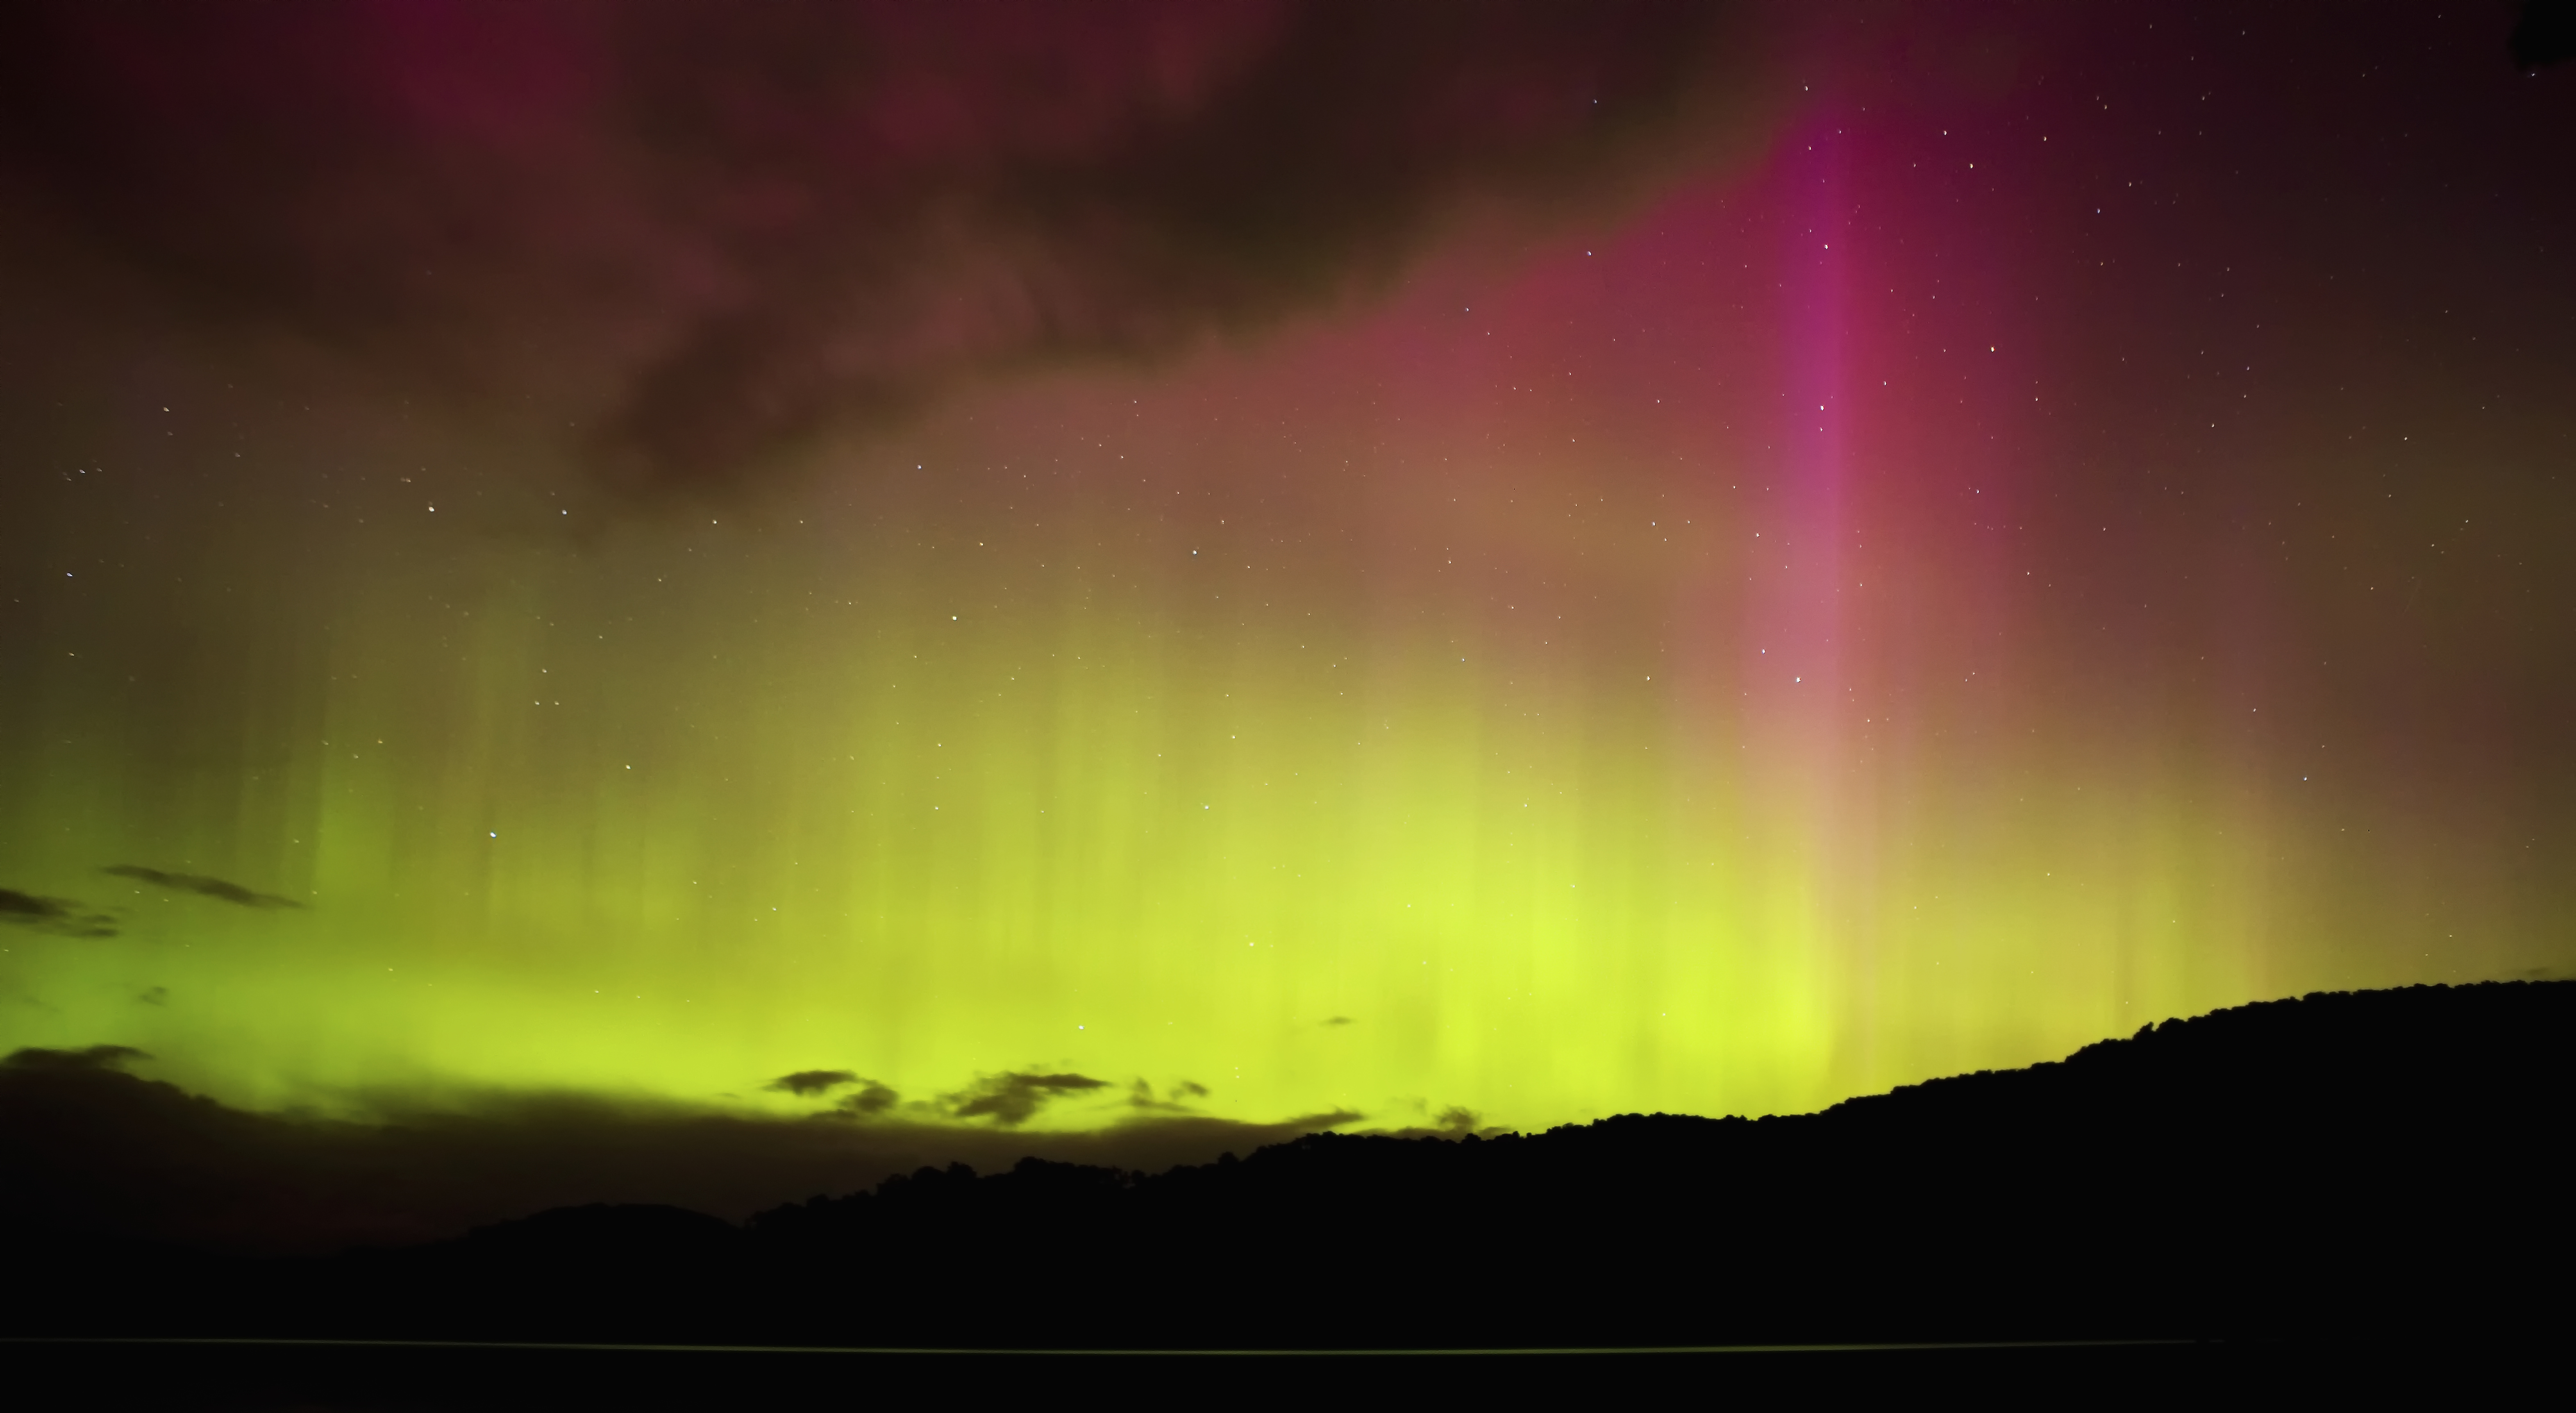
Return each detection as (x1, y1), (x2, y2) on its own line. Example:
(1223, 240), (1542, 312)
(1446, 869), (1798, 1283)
(1125, 1078), (1210, 1112)
(0, 0), (1783, 498)
(0, 888), (116, 938)
(0, 889), (54, 920)
(941, 1071), (1110, 1126)
(0, 1049), (1364, 1252)
(1433, 1105), (1483, 1135)
(765, 1070), (900, 1113)
(832, 1081), (899, 1117)
(102, 866), (302, 911)
(763, 1069), (857, 1097)
(137, 986), (169, 1007)
(4, 1043), (150, 1073)
(1322, 1015), (1354, 1026)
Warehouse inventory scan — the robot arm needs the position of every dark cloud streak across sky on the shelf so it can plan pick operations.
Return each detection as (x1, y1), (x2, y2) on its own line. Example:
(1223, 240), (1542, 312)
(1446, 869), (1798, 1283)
(763, 1069), (859, 1097)
(102, 865), (302, 911)
(0, 888), (116, 938)
(0, 0), (1780, 500)
(940, 1070), (1111, 1126)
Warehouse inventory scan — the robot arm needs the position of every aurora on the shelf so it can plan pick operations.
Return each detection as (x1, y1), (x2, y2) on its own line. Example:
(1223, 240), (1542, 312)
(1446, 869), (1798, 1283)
(0, 2), (2569, 1214)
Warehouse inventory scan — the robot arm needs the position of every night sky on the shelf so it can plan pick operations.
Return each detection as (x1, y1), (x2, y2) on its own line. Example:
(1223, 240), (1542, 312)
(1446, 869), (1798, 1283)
(2, 2), (2571, 1235)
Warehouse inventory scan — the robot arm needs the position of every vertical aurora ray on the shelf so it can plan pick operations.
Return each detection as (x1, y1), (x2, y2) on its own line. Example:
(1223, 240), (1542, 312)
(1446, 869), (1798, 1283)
(1750, 118), (1864, 1085)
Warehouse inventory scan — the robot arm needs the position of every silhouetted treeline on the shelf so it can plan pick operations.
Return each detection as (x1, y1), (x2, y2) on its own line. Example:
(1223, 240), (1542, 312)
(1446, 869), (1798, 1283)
(9, 981), (2573, 1348)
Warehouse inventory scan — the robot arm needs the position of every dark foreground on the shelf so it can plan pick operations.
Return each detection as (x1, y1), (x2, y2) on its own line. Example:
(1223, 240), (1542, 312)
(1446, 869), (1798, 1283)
(1, 1335), (2547, 1410)
(8, 983), (2573, 1364)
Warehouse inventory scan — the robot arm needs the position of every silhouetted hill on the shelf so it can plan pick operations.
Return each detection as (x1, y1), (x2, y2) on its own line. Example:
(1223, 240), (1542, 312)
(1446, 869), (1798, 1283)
(8, 981), (2571, 1348)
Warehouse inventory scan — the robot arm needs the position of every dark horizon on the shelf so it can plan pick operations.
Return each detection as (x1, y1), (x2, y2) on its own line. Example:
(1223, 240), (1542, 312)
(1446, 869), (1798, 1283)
(10, 979), (2570, 1315)
(7, 983), (2568, 1397)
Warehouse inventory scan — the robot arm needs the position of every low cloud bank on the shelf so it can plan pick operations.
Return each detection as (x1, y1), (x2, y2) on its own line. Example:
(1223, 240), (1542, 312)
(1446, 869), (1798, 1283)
(0, 1044), (1369, 1252)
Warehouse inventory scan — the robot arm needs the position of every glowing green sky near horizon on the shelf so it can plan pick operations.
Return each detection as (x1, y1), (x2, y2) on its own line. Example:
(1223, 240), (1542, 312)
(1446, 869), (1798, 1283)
(4, 16), (2573, 1136)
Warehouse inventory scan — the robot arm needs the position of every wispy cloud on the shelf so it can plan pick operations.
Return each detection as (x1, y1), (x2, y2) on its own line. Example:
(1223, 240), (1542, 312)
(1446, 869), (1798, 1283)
(1127, 1079), (1213, 1113)
(1279, 1109), (1366, 1132)
(833, 1082), (899, 1117)
(764, 1069), (858, 1097)
(102, 866), (301, 910)
(0, 888), (116, 938)
(941, 1072), (1111, 1127)
(1433, 1105), (1483, 1136)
